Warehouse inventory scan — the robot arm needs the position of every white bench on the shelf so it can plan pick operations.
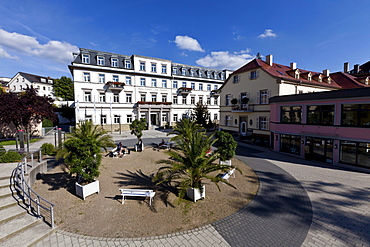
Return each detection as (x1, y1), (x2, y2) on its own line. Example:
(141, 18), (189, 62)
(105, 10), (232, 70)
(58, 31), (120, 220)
(221, 168), (236, 182)
(119, 188), (155, 205)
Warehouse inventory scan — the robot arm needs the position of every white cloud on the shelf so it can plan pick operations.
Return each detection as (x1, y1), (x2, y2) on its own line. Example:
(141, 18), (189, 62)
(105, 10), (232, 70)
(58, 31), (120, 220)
(0, 28), (79, 64)
(174, 35), (205, 52)
(196, 49), (254, 70)
(0, 46), (18, 59)
(258, 29), (277, 38)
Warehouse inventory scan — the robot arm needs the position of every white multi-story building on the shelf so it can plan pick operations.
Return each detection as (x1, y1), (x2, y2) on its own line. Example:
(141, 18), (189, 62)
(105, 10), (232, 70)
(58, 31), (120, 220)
(8, 72), (55, 98)
(69, 48), (231, 131)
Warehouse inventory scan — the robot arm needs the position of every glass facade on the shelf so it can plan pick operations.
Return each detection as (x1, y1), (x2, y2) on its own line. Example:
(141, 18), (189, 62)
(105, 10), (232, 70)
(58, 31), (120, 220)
(342, 104), (370, 127)
(307, 105), (334, 125)
(340, 141), (370, 167)
(280, 134), (301, 155)
(281, 106), (302, 123)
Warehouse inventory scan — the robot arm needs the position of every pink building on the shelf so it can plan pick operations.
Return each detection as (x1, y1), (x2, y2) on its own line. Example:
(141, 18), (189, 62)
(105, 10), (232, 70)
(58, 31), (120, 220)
(270, 87), (370, 169)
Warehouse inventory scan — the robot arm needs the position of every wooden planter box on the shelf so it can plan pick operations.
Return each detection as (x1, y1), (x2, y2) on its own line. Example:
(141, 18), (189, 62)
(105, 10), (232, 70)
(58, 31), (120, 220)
(187, 186), (205, 202)
(75, 180), (100, 200)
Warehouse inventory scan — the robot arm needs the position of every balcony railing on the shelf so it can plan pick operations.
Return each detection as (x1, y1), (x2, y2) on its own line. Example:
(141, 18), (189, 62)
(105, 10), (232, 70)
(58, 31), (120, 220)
(105, 81), (125, 90)
(177, 87), (192, 94)
(231, 104), (254, 112)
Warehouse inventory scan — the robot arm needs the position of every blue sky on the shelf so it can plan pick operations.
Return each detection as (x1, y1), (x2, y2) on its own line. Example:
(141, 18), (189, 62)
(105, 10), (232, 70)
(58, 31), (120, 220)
(0, 0), (370, 79)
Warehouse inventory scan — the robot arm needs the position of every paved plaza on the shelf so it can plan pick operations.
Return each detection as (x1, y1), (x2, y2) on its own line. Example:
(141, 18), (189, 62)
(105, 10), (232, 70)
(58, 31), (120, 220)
(4, 130), (369, 246)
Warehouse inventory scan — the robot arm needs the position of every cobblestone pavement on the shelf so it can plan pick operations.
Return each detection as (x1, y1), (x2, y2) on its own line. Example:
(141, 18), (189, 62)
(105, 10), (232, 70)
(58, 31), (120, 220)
(24, 131), (370, 246)
(239, 143), (370, 247)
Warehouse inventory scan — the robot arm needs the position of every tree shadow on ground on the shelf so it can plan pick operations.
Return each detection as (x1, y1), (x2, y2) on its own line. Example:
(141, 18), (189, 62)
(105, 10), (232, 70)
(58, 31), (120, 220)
(37, 170), (75, 195)
(113, 169), (178, 209)
(232, 142), (370, 246)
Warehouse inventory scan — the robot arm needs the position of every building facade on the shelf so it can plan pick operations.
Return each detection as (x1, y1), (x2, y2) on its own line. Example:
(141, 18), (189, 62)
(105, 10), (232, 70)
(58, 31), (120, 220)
(69, 48), (231, 131)
(8, 72), (55, 98)
(269, 87), (370, 169)
(219, 55), (368, 144)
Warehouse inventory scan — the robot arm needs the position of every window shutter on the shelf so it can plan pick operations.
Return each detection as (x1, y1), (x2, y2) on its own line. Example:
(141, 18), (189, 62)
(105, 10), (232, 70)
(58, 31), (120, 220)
(257, 92), (260, 104)
(256, 117), (259, 129)
(268, 90), (271, 99)
(256, 70), (259, 78)
(267, 117), (270, 130)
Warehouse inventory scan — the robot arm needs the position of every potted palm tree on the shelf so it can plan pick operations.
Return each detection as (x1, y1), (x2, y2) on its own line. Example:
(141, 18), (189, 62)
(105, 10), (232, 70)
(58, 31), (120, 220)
(58, 121), (115, 199)
(154, 119), (240, 202)
(214, 130), (237, 166)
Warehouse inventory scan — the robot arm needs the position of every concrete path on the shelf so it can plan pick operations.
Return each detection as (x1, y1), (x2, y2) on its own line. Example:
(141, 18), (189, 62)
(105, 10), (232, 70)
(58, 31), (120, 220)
(2, 130), (369, 246)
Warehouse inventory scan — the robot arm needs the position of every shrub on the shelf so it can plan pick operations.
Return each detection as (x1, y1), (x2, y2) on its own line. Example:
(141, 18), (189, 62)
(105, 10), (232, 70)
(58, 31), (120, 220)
(0, 151), (22, 163)
(41, 143), (55, 156)
(0, 145), (5, 157)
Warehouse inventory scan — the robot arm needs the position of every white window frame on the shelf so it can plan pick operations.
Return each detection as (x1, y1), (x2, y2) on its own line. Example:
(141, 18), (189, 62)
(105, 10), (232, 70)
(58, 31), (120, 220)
(125, 60), (131, 69)
(140, 62), (146, 71)
(101, 115), (107, 125)
(127, 114), (133, 124)
(99, 74), (105, 83)
(111, 58), (118, 67)
(199, 83), (203, 91)
(99, 92), (106, 102)
(151, 63), (157, 73)
(182, 81), (187, 88)
(173, 95), (178, 104)
(126, 93), (132, 103)
(140, 78), (146, 86)
(112, 75), (119, 82)
(233, 75), (240, 83)
(84, 91), (91, 102)
(114, 115), (120, 124)
(140, 94), (146, 102)
(191, 83), (195, 90)
(82, 54), (90, 64)
(250, 70), (258, 80)
(113, 93), (119, 103)
(207, 84), (211, 91)
(259, 117), (269, 130)
(173, 67), (178, 74)
(151, 94), (157, 102)
(191, 96), (195, 104)
(173, 114), (178, 122)
(162, 94), (167, 102)
(162, 80), (167, 88)
(83, 72), (90, 82)
(125, 76), (132, 85)
(162, 64), (167, 74)
(173, 81), (178, 89)
(151, 79), (157, 87)
(97, 56), (105, 66)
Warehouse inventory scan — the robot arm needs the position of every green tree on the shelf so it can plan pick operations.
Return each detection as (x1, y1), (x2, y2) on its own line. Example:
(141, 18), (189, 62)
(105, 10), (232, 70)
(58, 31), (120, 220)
(53, 76), (74, 100)
(191, 102), (210, 128)
(214, 130), (237, 161)
(154, 119), (240, 201)
(129, 118), (147, 142)
(57, 121), (115, 183)
(168, 117), (203, 144)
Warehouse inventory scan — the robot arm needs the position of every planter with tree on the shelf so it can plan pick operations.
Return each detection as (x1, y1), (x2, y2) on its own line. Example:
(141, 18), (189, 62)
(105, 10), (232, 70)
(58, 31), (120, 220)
(129, 118), (147, 151)
(214, 130), (237, 166)
(154, 119), (240, 202)
(57, 121), (115, 200)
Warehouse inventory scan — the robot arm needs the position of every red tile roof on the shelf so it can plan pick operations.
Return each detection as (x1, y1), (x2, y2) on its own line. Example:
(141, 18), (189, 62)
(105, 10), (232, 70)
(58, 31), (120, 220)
(330, 72), (370, 89)
(230, 58), (368, 89)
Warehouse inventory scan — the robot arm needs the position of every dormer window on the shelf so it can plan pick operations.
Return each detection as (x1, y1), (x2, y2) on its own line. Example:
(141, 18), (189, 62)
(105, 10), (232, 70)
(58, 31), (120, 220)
(294, 70), (300, 79)
(125, 60), (131, 69)
(308, 72), (312, 81)
(82, 54), (90, 64)
(207, 71), (210, 78)
(198, 70), (202, 77)
(111, 58), (118, 67)
(190, 69), (194, 76)
(41, 78), (46, 83)
(318, 75), (323, 83)
(182, 68), (186, 76)
(97, 56), (105, 66)
(365, 77), (369, 85)
(173, 67), (178, 74)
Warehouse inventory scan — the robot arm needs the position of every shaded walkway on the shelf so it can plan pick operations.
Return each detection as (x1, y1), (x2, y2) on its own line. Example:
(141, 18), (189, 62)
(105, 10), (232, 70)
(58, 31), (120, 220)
(212, 145), (312, 247)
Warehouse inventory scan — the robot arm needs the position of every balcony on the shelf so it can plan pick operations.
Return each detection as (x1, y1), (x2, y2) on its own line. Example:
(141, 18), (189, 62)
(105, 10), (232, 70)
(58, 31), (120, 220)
(210, 89), (220, 96)
(105, 81), (125, 90)
(177, 87), (192, 95)
(231, 104), (254, 112)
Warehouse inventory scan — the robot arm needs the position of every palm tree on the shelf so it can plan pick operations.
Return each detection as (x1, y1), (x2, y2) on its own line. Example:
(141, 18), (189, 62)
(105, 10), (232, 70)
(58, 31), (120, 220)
(58, 121), (115, 183)
(168, 118), (203, 144)
(154, 119), (240, 201)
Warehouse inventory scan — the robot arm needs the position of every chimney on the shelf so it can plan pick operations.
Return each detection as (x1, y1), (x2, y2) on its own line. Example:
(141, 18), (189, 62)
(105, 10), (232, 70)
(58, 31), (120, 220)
(266, 54), (273, 66)
(343, 62), (349, 73)
(290, 62), (297, 70)
(354, 64), (360, 74)
(323, 69), (330, 77)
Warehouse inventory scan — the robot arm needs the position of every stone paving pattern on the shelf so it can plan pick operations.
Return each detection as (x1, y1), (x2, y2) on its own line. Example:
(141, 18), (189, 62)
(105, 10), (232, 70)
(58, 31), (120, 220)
(5, 130), (369, 246)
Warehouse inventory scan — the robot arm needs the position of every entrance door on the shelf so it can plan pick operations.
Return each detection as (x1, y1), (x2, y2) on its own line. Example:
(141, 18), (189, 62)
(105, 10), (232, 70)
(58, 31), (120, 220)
(150, 113), (158, 126)
(307, 137), (333, 163)
(239, 117), (247, 136)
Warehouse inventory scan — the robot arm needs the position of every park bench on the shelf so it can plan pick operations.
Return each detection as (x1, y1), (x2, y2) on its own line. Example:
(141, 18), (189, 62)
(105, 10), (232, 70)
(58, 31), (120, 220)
(119, 188), (155, 205)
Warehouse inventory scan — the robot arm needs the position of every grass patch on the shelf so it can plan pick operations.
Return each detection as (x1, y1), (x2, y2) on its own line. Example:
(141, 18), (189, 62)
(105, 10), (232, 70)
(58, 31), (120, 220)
(0, 138), (41, 146)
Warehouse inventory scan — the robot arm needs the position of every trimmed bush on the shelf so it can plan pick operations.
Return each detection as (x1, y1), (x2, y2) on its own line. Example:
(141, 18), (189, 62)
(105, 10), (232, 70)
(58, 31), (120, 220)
(41, 143), (55, 156)
(0, 151), (22, 163)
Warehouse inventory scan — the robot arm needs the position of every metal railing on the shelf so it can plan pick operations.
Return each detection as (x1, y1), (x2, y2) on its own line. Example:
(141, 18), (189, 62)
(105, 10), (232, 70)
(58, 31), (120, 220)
(13, 150), (55, 228)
